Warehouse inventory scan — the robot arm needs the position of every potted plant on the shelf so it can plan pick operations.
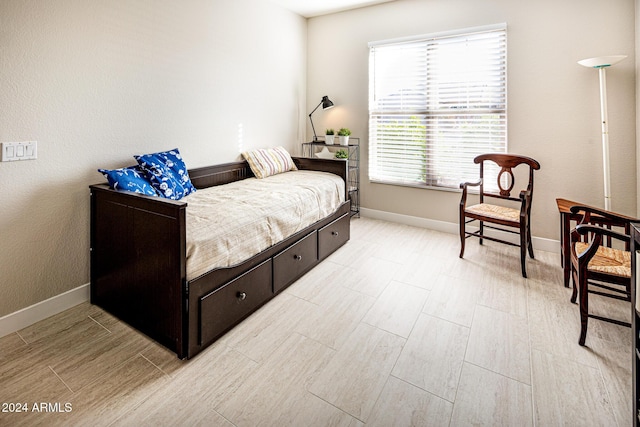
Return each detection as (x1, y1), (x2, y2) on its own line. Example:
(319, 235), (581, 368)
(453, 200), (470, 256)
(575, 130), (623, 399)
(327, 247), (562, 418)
(325, 129), (336, 145)
(338, 128), (351, 146)
(335, 149), (348, 160)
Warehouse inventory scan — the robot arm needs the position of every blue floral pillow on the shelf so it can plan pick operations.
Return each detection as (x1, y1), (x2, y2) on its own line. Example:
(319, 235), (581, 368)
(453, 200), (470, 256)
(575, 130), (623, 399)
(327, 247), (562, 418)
(134, 148), (196, 200)
(98, 166), (158, 196)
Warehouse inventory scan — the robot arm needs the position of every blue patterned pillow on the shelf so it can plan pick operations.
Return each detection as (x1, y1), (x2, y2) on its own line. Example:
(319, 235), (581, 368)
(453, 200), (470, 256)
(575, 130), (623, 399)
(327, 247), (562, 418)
(98, 166), (158, 196)
(134, 148), (196, 200)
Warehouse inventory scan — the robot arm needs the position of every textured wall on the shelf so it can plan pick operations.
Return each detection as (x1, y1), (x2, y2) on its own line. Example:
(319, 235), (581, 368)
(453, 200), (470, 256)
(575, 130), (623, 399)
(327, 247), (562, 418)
(308, 0), (637, 239)
(0, 0), (306, 317)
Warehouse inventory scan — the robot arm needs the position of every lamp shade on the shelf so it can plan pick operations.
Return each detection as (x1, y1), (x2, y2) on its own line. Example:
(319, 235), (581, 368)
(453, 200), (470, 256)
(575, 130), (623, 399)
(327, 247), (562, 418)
(321, 96), (334, 109)
(578, 55), (627, 69)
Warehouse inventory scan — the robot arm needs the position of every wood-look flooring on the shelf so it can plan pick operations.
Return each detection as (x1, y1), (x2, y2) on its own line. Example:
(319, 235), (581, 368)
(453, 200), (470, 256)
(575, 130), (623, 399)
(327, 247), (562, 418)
(0, 217), (632, 426)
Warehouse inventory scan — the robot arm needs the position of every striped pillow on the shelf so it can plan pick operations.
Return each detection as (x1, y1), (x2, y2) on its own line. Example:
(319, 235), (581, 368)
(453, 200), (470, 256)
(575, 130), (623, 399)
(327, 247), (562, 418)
(242, 146), (298, 179)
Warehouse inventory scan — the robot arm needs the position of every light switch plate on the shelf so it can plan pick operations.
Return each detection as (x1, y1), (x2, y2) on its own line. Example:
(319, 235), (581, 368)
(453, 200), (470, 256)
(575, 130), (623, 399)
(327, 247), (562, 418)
(2, 141), (37, 161)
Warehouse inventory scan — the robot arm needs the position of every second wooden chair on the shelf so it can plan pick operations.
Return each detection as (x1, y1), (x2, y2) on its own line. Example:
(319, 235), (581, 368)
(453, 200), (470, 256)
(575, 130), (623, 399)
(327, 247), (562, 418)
(459, 153), (541, 278)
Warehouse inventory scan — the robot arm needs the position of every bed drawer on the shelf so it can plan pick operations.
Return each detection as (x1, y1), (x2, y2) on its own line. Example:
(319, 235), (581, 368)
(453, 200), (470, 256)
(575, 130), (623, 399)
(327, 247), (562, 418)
(273, 231), (317, 293)
(198, 259), (272, 345)
(318, 213), (350, 260)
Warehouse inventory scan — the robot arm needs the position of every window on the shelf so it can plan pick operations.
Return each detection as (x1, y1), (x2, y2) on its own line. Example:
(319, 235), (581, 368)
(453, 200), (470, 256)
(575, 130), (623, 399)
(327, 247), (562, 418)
(368, 24), (507, 190)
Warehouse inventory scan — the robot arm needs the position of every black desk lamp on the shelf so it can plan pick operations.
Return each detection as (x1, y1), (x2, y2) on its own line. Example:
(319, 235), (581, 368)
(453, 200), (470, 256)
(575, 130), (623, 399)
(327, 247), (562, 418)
(308, 96), (334, 142)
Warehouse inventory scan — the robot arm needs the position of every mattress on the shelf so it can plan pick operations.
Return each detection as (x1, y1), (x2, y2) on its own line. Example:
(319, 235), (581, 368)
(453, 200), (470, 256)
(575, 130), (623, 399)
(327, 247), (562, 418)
(184, 170), (346, 280)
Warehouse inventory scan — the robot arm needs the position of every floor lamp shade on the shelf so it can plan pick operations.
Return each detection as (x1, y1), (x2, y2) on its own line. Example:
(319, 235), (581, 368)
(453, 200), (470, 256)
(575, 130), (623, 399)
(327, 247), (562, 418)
(578, 55), (627, 211)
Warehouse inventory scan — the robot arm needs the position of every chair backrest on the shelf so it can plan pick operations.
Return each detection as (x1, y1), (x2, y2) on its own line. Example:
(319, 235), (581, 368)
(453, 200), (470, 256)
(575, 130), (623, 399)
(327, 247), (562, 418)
(570, 204), (635, 250)
(474, 153), (541, 204)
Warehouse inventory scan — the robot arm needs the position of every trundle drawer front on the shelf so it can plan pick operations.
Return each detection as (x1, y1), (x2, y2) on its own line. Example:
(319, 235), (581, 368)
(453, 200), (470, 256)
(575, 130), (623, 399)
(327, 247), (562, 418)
(318, 213), (350, 260)
(199, 259), (272, 345)
(273, 231), (317, 293)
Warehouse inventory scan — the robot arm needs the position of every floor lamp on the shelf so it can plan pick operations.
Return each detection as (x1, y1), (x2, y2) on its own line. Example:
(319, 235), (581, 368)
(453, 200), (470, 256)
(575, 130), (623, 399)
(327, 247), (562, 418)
(577, 55), (627, 211)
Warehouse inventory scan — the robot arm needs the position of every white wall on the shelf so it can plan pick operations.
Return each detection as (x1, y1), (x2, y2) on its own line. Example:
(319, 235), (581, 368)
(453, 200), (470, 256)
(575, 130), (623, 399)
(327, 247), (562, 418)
(0, 0), (306, 317)
(637, 0), (640, 217)
(308, 0), (637, 239)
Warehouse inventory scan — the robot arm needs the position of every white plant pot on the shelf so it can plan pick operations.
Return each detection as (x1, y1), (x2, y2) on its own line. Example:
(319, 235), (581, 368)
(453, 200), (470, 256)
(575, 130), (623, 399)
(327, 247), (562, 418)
(339, 135), (349, 146)
(325, 134), (336, 145)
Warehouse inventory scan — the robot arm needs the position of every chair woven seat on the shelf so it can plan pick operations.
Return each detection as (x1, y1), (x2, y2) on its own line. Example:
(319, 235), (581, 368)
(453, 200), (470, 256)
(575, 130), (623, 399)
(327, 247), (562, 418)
(574, 242), (631, 278)
(465, 203), (520, 223)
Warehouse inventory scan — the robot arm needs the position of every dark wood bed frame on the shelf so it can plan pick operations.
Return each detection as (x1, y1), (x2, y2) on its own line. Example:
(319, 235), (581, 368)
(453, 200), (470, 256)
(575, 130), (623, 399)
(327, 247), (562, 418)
(90, 157), (351, 359)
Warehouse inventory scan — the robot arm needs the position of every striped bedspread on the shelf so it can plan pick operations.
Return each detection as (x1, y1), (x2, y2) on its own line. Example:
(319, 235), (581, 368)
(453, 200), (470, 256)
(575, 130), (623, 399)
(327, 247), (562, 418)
(184, 170), (346, 281)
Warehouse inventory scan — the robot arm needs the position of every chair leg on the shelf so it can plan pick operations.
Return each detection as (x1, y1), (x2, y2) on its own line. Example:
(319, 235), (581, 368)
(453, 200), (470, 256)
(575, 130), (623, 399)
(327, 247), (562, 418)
(570, 269), (578, 304)
(527, 223), (535, 259)
(578, 275), (589, 346)
(519, 225), (527, 278)
(459, 213), (466, 258)
(520, 239), (527, 278)
(479, 221), (484, 245)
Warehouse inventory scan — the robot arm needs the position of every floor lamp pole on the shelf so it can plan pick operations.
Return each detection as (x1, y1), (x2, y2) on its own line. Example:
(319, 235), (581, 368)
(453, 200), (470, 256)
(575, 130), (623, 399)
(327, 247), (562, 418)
(578, 55), (626, 211)
(598, 66), (612, 211)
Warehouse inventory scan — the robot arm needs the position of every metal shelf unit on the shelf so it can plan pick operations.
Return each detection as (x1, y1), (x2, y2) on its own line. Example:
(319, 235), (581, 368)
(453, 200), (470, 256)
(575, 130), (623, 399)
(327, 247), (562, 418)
(302, 138), (359, 218)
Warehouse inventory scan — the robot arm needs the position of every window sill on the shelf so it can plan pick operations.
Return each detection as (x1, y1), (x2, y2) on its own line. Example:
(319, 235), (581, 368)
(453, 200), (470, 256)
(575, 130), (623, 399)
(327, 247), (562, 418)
(369, 179), (462, 193)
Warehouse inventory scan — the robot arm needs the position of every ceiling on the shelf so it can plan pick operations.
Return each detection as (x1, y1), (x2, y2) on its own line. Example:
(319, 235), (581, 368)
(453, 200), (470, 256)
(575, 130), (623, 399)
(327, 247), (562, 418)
(269, 0), (396, 18)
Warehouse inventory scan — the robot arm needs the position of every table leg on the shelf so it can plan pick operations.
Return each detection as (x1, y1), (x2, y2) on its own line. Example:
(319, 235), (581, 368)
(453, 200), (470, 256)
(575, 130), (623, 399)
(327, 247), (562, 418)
(562, 213), (571, 288)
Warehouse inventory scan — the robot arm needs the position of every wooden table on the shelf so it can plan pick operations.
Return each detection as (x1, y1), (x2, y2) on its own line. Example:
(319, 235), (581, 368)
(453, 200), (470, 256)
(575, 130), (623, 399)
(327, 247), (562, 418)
(556, 198), (635, 288)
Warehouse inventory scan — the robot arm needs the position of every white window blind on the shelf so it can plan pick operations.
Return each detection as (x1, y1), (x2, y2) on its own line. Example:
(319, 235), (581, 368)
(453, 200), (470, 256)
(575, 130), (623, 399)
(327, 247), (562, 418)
(368, 24), (507, 189)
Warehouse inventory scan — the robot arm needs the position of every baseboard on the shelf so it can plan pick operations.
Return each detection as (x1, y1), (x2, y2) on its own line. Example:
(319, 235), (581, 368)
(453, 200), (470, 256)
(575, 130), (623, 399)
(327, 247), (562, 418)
(359, 207), (560, 254)
(0, 283), (90, 338)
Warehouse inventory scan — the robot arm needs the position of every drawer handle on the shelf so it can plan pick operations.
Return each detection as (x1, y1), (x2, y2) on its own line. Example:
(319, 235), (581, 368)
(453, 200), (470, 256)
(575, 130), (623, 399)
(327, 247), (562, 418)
(237, 291), (247, 301)
(331, 231), (339, 237)
(294, 254), (302, 261)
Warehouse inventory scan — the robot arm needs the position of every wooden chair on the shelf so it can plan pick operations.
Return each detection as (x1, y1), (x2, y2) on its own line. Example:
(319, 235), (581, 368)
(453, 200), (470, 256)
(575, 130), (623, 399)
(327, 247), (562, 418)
(569, 205), (632, 346)
(459, 153), (541, 278)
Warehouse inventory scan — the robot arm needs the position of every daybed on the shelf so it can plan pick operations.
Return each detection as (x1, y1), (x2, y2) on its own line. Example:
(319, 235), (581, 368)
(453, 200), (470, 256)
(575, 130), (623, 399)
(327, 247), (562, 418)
(90, 156), (350, 359)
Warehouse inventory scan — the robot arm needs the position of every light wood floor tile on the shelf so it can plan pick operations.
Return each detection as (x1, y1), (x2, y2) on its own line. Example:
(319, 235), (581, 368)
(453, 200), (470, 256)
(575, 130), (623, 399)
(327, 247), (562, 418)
(16, 302), (100, 344)
(367, 376), (453, 427)
(113, 345), (257, 426)
(68, 354), (168, 425)
(220, 293), (317, 363)
(392, 313), (469, 402)
(345, 256), (401, 298)
(139, 339), (187, 377)
(590, 337), (633, 427)
(366, 224), (426, 265)
(1, 363), (72, 405)
(326, 237), (379, 268)
(393, 252), (444, 290)
(0, 315), (112, 388)
(450, 362), (533, 426)
(50, 327), (151, 392)
(422, 274), (481, 327)
(583, 291), (632, 347)
(215, 332), (350, 426)
(284, 259), (358, 304)
(257, 391), (361, 427)
(116, 405), (233, 427)
(531, 349), (617, 426)
(0, 332), (31, 371)
(528, 281), (600, 368)
(478, 269), (528, 317)
(309, 323), (405, 421)
(294, 285), (376, 349)
(0, 332), (27, 357)
(465, 305), (531, 384)
(362, 280), (429, 338)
